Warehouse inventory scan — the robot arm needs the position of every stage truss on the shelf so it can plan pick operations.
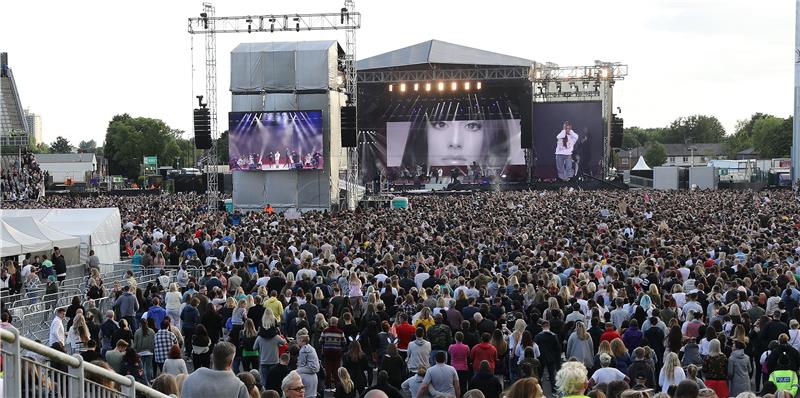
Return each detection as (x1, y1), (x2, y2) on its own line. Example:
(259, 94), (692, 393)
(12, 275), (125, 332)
(531, 61), (628, 179)
(188, 2), (361, 211)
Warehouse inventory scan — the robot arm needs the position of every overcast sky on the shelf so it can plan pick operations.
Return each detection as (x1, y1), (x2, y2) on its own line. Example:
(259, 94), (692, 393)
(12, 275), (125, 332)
(1, 0), (793, 146)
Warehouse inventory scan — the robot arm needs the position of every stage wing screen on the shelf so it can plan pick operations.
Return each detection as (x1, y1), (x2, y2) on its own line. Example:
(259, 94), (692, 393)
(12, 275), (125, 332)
(386, 119), (525, 170)
(531, 101), (604, 179)
(228, 111), (324, 171)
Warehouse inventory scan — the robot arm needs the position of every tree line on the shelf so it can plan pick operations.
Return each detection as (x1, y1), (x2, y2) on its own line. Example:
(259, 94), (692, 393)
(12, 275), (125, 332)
(623, 113), (793, 167)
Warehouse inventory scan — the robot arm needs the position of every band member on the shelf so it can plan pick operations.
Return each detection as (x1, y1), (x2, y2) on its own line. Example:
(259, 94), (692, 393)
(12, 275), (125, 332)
(555, 121), (579, 181)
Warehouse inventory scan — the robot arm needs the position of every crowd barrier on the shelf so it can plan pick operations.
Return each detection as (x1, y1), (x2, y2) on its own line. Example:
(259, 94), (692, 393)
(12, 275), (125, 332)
(1, 326), (169, 398)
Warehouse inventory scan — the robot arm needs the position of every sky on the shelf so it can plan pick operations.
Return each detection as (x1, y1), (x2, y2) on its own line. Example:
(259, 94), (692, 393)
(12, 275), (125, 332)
(0, 0), (794, 146)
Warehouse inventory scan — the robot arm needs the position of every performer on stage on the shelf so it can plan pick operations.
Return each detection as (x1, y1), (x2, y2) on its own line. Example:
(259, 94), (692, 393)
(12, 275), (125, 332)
(555, 121), (579, 181)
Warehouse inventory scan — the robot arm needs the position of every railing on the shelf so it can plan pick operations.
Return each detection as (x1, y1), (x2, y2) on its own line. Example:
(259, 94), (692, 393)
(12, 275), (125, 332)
(1, 326), (170, 398)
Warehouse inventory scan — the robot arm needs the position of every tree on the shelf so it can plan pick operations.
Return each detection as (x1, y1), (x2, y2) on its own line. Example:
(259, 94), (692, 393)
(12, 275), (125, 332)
(49, 136), (73, 153)
(623, 126), (665, 148)
(217, 130), (229, 165)
(103, 114), (181, 178)
(644, 142), (667, 167)
(661, 115), (726, 144)
(30, 142), (49, 154)
(77, 139), (97, 153)
(751, 115), (792, 158)
(725, 113), (771, 157)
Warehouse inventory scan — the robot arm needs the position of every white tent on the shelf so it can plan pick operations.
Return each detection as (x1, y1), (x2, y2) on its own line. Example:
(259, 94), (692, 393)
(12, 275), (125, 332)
(1, 208), (121, 264)
(1, 217), (81, 263)
(632, 156), (652, 171)
(0, 220), (51, 257)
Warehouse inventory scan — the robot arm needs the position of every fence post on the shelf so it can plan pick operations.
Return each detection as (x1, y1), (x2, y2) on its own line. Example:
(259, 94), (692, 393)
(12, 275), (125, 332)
(121, 375), (137, 398)
(4, 326), (22, 398)
(68, 354), (85, 397)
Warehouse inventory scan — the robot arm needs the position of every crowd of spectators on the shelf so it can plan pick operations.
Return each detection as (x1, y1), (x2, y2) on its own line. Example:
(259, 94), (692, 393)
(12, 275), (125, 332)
(1, 150), (45, 201)
(2, 188), (800, 398)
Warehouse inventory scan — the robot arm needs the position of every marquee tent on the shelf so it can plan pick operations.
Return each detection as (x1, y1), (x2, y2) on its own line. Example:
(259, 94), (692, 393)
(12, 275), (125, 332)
(1, 208), (121, 264)
(1, 217), (81, 262)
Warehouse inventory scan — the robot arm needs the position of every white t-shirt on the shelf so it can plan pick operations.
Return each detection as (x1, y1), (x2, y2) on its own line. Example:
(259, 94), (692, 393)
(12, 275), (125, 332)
(555, 130), (579, 155)
(591, 367), (627, 385)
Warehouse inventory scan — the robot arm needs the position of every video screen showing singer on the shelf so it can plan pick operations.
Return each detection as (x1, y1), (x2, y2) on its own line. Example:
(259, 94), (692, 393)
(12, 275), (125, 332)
(554, 121), (579, 181)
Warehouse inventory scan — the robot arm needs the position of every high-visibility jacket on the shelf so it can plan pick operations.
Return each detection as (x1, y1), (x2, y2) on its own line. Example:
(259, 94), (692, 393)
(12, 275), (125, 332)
(769, 369), (799, 396)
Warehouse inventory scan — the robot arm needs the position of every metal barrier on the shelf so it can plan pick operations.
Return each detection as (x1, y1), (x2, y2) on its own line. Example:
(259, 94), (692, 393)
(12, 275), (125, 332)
(1, 326), (170, 398)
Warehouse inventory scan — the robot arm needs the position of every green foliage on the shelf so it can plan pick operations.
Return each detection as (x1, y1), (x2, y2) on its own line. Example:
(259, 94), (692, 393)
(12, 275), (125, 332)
(30, 142), (49, 154)
(725, 113), (771, 157)
(660, 115), (726, 144)
(644, 142), (667, 167)
(623, 127), (665, 148)
(751, 116), (792, 158)
(78, 139), (97, 153)
(49, 136), (73, 153)
(217, 130), (229, 165)
(103, 114), (181, 179)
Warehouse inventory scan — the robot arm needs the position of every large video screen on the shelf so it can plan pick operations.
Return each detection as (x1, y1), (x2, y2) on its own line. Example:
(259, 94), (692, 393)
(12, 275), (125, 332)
(532, 101), (603, 180)
(228, 111), (324, 171)
(386, 118), (525, 170)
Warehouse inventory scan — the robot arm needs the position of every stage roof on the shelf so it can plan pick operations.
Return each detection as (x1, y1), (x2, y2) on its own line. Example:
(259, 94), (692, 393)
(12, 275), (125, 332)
(357, 39), (533, 70)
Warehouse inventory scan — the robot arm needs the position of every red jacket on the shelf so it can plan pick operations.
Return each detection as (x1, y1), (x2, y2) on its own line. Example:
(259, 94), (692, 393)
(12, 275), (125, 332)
(470, 342), (498, 373)
(395, 322), (417, 350)
(600, 329), (621, 343)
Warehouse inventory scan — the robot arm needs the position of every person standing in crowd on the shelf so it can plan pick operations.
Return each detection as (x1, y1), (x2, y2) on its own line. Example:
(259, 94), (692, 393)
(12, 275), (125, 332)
(154, 318), (178, 374)
(49, 307), (66, 347)
(535, 320), (562, 393)
(295, 334), (319, 398)
(321, 316), (347, 390)
(114, 285), (139, 332)
(182, 342), (249, 398)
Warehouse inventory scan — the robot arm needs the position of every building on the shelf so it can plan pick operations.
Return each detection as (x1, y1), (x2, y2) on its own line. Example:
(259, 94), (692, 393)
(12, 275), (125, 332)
(735, 147), (759, 160)
(24, 108), (42, 144)
(616, 143), (727, 170)
(661, 143), (727, 167)
(35, 153), (97, 184)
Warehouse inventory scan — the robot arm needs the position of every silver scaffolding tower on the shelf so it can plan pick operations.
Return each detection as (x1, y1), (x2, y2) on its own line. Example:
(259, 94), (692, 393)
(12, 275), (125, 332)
(343, 0), (358, 210)
(188, 3), (362, 211)
(202, 3), (219, 211)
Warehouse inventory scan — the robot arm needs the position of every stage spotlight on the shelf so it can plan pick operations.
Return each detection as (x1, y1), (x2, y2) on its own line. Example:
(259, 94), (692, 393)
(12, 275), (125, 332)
(246, 18), (253, 33)
(451, 82), (458, 91)
(594, 83), (600, 92)
(388, 84), (393, 92)
(269, 18), (275, 32)
(556, 83), (562, 93)
(400, 83), (406, 92)
(425, 83), (432, 92)
(294, 17), (300, 32)
(464, 82), (471, 91)
(413, 83), (419, 91)
(601, 68), (609, 78)
(476, 82), (482, 90)
(438, 82), (445, 91)
(582, 81), (589, 90)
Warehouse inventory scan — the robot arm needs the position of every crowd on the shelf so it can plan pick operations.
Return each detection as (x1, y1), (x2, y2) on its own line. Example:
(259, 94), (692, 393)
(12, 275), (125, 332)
(2, 188), (800, 398)
(0, 150), (45, 201)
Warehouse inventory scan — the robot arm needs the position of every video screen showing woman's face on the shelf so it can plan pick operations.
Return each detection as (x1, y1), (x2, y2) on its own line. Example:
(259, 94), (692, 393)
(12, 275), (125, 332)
(426, 120), (485, 166)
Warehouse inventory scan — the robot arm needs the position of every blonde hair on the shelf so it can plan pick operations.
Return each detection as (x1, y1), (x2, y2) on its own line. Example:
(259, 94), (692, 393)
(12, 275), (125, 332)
(598, 340), (613, 357)
(575, 321), (589, 340)
(555, 361), (588, 395)
(708, 339), (721, 357)
(262, 308), (277, 329)
(337, 367), (354, 394)
(662, 352), (681, 383)
(611, 338), (627, 357)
